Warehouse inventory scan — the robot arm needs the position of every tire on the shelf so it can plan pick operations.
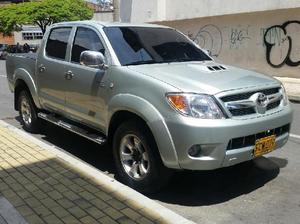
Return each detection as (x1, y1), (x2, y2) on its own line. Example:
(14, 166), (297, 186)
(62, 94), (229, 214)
(113, 120), (172, 193)
(18, 90), (40, 133)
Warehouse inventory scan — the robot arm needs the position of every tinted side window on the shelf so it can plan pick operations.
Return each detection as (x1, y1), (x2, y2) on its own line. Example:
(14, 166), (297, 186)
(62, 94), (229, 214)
(46, 28), (72, 60)
(71, 27), (105, 63)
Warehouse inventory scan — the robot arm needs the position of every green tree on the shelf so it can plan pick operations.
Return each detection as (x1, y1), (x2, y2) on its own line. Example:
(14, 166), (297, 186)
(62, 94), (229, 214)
(0, 0), (93, 35)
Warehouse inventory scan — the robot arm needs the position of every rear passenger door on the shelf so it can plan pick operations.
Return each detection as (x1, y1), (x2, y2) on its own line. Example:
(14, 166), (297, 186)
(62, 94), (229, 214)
(37, 27), (72, 114)
(64, 26), (109, 131)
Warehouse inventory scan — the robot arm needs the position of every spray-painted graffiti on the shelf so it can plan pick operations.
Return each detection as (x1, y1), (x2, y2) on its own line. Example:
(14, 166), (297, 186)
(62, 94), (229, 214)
(193, 24), (223, 57)
(263, 21), (300, 68)
(229, 26), (251, 49)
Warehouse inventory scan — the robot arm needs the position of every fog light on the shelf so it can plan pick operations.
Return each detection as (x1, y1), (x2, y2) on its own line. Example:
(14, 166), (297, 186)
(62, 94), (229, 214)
(188, 145), (202, 157)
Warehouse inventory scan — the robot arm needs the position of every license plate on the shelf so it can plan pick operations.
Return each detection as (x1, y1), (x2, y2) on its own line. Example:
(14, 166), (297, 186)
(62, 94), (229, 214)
(254, 135), (276, 157)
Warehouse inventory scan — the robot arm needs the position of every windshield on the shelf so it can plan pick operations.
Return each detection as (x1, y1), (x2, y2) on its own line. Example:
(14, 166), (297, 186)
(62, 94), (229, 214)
(103, 27), (211, 66)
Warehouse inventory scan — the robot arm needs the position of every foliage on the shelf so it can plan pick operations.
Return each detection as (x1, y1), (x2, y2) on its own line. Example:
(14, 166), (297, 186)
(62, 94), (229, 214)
(0, 0), (93, 35)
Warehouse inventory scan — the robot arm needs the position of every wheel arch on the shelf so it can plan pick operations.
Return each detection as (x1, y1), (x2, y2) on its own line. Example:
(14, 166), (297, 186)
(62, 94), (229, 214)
(13, 68), (41, 111)
(107, 94), (180, 169)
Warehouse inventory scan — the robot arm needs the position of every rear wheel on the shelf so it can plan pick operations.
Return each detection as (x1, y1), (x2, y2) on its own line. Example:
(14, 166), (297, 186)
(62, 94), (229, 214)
(18, 90), (40, 133)
(113, 120), (172, 193)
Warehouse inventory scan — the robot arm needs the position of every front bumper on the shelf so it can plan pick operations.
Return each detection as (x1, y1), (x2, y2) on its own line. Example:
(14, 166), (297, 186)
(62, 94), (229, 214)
(165, 105), (293, 170)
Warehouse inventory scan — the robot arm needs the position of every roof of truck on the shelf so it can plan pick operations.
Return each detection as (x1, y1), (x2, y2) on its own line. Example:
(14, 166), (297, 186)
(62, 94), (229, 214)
(52, 20), (171, 29)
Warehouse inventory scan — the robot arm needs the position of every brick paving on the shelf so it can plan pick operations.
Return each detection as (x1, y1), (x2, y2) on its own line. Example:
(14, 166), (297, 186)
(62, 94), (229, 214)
(0, 125), (158, 224)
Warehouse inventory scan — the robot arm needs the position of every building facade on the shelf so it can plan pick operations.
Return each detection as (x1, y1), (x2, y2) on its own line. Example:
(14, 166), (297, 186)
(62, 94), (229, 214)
(14, 26), (43, 45)
(119, 0), (300, 78)
(0, 34), (14, 45)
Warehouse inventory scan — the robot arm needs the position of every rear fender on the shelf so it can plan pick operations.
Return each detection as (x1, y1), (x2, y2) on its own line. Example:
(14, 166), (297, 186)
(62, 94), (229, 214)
(14, 68), (41, 108)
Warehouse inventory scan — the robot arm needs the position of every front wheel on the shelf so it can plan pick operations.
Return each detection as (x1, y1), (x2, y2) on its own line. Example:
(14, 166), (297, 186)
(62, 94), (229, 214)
(18, 90), (40, 133)
(113, 120), (172, 193)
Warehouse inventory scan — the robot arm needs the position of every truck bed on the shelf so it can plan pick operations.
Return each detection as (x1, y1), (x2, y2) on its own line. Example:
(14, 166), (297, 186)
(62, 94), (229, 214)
(6, 53), (37, 89)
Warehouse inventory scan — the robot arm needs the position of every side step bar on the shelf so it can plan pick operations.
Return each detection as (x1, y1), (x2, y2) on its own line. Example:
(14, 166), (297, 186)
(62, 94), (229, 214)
(38, 112), (106, 145)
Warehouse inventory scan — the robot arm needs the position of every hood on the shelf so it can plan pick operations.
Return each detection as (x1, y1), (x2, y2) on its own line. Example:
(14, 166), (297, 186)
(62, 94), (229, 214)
(128, 61), (280, 94)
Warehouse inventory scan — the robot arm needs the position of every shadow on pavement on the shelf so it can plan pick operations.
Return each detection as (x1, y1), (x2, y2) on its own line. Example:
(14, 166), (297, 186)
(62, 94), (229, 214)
(149, 156), (287, 206)
(10, 116), (288, 206)
(37, 120), (116, 176)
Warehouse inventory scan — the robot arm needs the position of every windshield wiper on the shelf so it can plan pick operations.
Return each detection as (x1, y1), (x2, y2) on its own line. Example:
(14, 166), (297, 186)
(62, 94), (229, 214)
(124, 60), (157, 66)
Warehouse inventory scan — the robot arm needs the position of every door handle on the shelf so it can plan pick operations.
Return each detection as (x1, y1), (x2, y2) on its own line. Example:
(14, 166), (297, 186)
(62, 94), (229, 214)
(38, 64), (46, 73)
(65, 71), (74, 80)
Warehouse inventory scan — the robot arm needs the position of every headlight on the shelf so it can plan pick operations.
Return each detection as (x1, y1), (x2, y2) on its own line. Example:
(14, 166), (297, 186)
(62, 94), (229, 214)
(166, 93), (225, 119)
(281, 84), (288, 106)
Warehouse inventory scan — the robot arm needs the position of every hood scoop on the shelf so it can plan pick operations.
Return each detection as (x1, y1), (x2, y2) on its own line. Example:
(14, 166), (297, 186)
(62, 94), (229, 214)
(187, 63), (227, 73)
(207, 65), (227, 72)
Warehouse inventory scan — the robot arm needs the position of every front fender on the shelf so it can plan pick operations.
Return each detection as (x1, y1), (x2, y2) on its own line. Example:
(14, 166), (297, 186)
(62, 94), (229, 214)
(14, 68), (41, 108)
(108, 94), (180, 169)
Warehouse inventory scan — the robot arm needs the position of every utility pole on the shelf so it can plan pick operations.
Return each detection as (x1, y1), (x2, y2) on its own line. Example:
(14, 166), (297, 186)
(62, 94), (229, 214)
(113, 0), (120, 22)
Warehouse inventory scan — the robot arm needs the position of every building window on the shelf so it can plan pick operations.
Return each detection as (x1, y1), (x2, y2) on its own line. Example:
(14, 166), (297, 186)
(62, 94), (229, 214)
(22, 32), (43, 40)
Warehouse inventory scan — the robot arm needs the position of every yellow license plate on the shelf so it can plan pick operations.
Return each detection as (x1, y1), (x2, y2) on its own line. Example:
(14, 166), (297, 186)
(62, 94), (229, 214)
(254, 135), (276, 157)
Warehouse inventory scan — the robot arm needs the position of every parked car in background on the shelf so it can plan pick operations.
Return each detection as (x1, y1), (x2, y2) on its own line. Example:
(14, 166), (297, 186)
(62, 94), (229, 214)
(6, 45), (18, 54)
(29, 44), (39, 53)
(0, 44), (8, 60)
(0, 43), (38, 60)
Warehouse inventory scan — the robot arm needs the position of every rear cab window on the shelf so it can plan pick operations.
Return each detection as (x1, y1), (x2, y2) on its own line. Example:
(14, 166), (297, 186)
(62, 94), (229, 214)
(46, 27), (72, 60)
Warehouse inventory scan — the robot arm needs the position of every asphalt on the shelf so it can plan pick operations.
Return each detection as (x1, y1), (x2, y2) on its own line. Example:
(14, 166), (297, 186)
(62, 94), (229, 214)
(1, 60), (300, 224)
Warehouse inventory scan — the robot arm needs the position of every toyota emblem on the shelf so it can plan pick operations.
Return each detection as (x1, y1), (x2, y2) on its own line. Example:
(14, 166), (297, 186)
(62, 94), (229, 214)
(257, 93), (268, 107)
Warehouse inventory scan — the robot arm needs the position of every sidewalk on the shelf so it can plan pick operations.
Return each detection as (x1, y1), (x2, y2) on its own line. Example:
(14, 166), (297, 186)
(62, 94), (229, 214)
(0, 121), (194, 224)
(275, 77), (300, 102)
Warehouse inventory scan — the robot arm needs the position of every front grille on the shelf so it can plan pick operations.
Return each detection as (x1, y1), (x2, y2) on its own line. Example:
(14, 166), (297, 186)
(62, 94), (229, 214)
(221, 87), (280, 102)
(219, 87), (282, 117)
(227, 124), (290, 150)
(267, 100), (281, 110)
(230, 108), (256, 116)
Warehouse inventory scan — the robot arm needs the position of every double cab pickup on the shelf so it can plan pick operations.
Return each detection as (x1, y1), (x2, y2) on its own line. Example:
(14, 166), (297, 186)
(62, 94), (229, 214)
(6, 21), (293, 192)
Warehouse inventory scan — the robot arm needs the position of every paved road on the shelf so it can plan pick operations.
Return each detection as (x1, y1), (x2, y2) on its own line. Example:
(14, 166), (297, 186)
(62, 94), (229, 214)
(1, 60), (300, 223)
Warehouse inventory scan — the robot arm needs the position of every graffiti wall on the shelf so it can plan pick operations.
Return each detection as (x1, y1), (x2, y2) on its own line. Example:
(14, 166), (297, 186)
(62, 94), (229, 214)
(159, 8), (300, 78)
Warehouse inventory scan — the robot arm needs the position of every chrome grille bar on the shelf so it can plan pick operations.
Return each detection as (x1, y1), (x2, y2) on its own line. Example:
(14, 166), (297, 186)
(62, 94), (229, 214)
(219, 87), (282, 117)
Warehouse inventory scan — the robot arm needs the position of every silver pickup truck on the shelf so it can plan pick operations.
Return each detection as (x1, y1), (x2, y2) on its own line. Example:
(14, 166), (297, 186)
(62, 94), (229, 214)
(6, 21), (293, 193)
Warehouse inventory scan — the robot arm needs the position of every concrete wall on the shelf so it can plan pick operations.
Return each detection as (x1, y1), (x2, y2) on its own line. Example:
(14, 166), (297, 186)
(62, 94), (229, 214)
(92, 11), (114, 22)
(158, 8), (300, 78)
(123, 0), (300, 23)
(129, 0), (158, 23)
(164, 0), (300, 21)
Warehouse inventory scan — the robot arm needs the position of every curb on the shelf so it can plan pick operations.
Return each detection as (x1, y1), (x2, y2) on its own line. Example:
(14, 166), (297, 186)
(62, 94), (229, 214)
(274, 77), (300, 103)
(288, 95), (300, 103)
(274, 76), (300, 84)
(0, 120), (195, 224)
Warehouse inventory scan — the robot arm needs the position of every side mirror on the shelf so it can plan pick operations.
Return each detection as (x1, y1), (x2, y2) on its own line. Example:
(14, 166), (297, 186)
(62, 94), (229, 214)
(80, 50), (108, 70)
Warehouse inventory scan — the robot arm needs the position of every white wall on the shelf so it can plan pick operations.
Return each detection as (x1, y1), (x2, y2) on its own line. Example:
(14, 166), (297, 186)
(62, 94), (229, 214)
(158, 8), (300, 78)
(124, 0), (300, 23)
(13, 32), (41, 45)
(93, 12), (114, 22)
(129, 0), (158, 23)
(164, 0), (300, 21)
